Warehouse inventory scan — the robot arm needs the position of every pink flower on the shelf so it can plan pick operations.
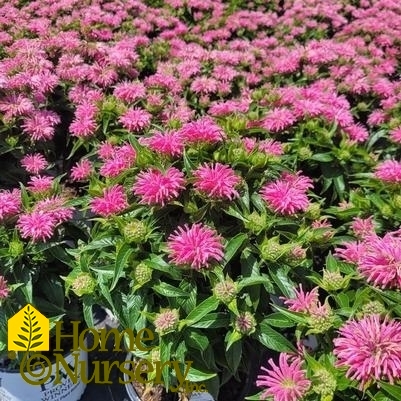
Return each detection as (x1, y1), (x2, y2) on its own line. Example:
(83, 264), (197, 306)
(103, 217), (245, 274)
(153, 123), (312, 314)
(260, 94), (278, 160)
(0, 189), (21, 220)
(260, 172), (313, 215)
(389, 127), (401, 143)
(256, 353), (311, 401)
(193, 163), (241, 200)
(133, 167), (185, 206)
(119, 107), (152, 132)
(351, 216), (375, 239)
(21, 110), (60, 141)
(21, 153), (48, 174)
(27, 176), (53, 193)
(167, 223), (224, 269)
(262, 108), (297, 133)
(178, 117), (225, 144)
(71, 159), (93, 181)
(282, 285), (320, 313)
(33, 196), (74, 225)
(113, 81), (146, 103)
(97, 142), (115, 160)
(0, 276), (10, 300)
(335, 241), (364, 264)
(139, 131), (184, 157)
(17, 211), (56, 242)
(334, 315), (401, 387)
(374, 160), (401, 183)
(90, 185), (128, 217)
(356, 231), (401, 289)
(100, 145), (137, 178)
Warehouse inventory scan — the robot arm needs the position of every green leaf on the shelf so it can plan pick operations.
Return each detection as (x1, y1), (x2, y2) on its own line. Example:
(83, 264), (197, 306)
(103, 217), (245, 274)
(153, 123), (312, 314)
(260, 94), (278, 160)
(257, 322), (296, 352)
(110, 243), (133, 291)
(190, 313), (230, 329)
(225, 330), (242, 351)
(185, 367), (217, 382)
(159, 336), (172, 390)
(311, 153), (333, 162)
(237, 275), (272, 290)
(152, 282), (190, 298)
(224, 234), (247, 265)
(226, 340), (242, 374)
(186, 331), (209, 352)
(184, 296), (219, 326)
(263, 312), (296, 328)
(269, 268), (295, 298)
(380, 382), (401, 401)
(245, 392), (264, 400)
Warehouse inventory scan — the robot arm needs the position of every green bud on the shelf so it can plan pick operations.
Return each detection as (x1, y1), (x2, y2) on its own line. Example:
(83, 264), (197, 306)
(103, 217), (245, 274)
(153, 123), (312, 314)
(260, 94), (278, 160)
(9, 240), (24, 257)
(244, 211), (267, 234)
(321, 270), (348, 291)
(123, 220), (148, 244)
(306, 203), (321, 220)
(298, 146), (313, 161)
(307, 305), (335, 334)
(154, 309), (179, 335)
(213, 279), (238, 304)
(5, 136), (18, 147)
(71, 273), (96, 296)
(393, 195), (401, 209)
(234, 312), (257, 335)
(133, 262), (153, 286)
(249, 152), (268, 168)
(358, 301), (387, 318)
(260, 237), (283, 261)
(313, 368), (336, 398)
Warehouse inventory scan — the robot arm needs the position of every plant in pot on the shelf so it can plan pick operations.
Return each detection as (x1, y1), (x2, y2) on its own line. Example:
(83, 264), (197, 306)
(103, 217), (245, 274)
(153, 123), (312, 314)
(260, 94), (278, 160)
(0, 177), (90, 401)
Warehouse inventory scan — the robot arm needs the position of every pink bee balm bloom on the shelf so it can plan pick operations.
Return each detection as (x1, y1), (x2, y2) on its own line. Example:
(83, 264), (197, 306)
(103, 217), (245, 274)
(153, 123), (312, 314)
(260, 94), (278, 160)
(389, 127), (401, 143)
(334, 315), (401, 387)
(262, 108), (297, 133)
(17, 211), (56, 242)
(0, 189), (21, 220)
(27, 175), (53, 193)
(282, 285), (319, 313)
(90, 185), (128, 217)
(119, 107), (152, 132)
(334, 241), (365, 265)
(178, 117), (226, 144)
(351, 216), (376, 239)
(71, 159), (93, 181)
(33, 196), (74, 225)
(356, 231), (401, 289)
(21, 153), (48, 174)
(139, 131), (184, 157)
(256, 353), (311, 401)
(167, 223), (224, 270)
(193, 163), (241, 200)
(374, 160), (401, 183)
(133, 167), (185, 206)
(260, 172), (313, 215)
(0, 276), (10, 299)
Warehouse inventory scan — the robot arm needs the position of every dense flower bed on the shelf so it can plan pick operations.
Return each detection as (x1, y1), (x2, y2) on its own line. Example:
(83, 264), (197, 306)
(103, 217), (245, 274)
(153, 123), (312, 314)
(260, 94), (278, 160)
(1, 0), (401, 400)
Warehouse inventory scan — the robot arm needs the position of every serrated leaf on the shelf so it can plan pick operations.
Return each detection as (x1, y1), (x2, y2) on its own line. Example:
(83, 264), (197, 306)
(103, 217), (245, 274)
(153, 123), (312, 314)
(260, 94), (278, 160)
(263, 313), (296, 328)
(380, 382), (401, 401)
(152, 282), (189, 298)
(190, 313), (230, 329)
(224, 234), (247, 265)
(257, 322), (296, 353)
(184, 296), (219, 326)
(226, 340), (242, 374)
(110, 243), (133, 291)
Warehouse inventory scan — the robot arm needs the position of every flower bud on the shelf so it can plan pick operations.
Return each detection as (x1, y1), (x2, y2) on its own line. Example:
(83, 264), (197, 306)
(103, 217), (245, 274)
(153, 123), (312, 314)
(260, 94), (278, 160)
(244, 211), (267, 234)
(321, 270), (348, 291)
(306, 203), (321, 220)
(123, 220), (148, 244)
(9, 240), (24, 257)
(133, 262), (153, 286)
(298, 146), (313, 161)
(312, 368), (336, 398)
(154, 309), (180, 335)
(71, 273), (97, 296)
(307, 304), (335, 334)
(359, 301), (387, 318)
(234, 312), (257, 335)
(213, 279), (238, 304)
(260, 237), (283, 261)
